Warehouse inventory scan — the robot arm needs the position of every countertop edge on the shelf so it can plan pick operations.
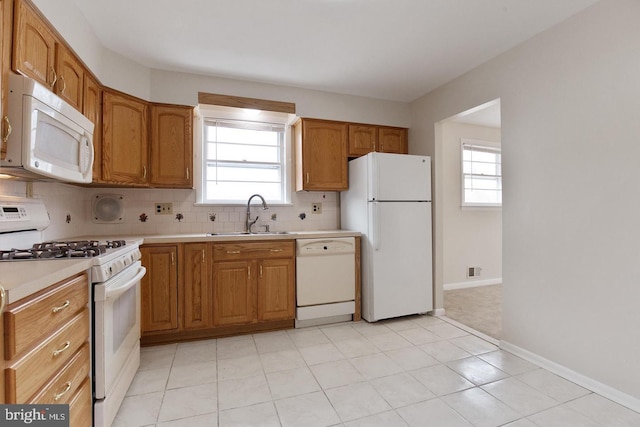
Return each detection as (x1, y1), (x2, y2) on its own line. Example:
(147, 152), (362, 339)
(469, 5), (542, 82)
(139, 230), (360, 244)
(0, 258), (93, 304)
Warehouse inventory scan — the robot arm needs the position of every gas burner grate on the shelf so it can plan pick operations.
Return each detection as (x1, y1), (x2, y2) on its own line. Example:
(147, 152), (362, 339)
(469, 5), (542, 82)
(0, 239), (127, 260)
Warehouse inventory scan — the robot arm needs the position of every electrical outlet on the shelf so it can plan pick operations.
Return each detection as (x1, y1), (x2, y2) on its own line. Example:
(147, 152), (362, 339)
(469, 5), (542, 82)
(155, 203), (173, 215)
(312, 203), (322, 214)
(467, 266), (481, 278)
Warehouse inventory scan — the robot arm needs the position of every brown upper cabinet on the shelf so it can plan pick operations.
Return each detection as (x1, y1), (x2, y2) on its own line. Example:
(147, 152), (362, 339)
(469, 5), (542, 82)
(378, 126), (408, 154)
(83, 73), (103, 183)
(55, 42), (84, 110)
(150, 104), (193, 188)
(10, 0), (195, 188)
(1, 0), (13, 161)
(102, 90), (149, 186)
(12, 0), (84, 111)
(348, 124), (408, 157)
(294, 118), (348, 191)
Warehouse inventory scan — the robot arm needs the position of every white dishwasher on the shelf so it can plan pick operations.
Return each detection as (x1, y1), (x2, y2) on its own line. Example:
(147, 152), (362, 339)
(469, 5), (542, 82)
(296, 237), (356, 327)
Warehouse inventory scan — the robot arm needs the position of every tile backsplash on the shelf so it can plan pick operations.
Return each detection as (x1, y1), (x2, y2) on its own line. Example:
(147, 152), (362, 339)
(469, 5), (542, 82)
(0, 180), (341, 240)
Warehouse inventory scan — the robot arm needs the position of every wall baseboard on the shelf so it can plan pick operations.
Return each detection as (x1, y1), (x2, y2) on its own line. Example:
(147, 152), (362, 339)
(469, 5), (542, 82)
(444, 278), (502, 291)
(500, 340), (640, 414)
(430, 308), (446, 316)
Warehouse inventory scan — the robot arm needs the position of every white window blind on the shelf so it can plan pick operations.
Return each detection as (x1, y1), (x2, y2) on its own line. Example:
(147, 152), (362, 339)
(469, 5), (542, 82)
(462, 140), (502, 206)
(203, 119), (286, 204)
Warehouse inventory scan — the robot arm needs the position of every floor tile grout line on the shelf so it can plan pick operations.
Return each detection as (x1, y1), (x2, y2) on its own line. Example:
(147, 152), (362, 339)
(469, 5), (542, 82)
(120, 316), (638, 426)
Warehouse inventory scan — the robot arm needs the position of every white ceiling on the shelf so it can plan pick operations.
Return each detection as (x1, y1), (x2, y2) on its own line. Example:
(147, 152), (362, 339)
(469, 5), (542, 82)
(70, 0), (599, 103)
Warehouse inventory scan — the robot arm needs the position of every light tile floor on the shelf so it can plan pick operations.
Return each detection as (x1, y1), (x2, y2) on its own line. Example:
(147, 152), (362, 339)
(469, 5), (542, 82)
(112, 315), (640, 427)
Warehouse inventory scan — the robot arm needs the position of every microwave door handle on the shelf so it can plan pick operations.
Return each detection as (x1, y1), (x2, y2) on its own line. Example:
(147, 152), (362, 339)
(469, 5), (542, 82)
(81, 132), (94, 175)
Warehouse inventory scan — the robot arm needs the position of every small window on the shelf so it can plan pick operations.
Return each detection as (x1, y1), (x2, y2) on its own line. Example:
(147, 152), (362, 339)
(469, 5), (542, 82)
(200, 118), (288, 204)
(461, 139), (502, 207)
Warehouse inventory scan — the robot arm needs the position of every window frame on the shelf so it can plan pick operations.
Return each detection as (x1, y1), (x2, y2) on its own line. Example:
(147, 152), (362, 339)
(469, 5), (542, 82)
(460, 138), (502, 208)
(195, 106), (294, 206)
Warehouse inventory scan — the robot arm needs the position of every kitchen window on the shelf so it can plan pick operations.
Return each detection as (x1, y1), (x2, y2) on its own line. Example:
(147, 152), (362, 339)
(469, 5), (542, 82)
(461, 139), (502, 207)
(198, 112), (292, 205)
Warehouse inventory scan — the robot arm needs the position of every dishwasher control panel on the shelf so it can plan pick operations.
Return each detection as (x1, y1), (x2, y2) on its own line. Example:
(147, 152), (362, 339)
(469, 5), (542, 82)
(296, 237), (355, 256)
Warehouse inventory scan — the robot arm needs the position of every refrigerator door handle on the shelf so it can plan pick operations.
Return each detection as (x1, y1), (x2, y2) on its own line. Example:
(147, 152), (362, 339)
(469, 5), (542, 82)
(372, 154), (379, 201)
(372, 202), (381, 251)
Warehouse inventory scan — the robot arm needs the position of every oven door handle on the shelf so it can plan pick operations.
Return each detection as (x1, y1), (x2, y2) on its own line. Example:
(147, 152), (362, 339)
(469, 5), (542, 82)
(105, 266), (146, 301)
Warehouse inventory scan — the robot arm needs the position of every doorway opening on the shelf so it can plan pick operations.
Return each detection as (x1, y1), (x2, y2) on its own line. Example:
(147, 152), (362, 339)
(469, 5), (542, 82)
(436, 99), (502, 341)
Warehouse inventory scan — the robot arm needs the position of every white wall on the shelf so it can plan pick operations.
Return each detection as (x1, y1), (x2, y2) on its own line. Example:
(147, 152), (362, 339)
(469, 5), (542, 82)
(411, 0), (640, 409)
(149, 69), (410, 127)
(442, 122), (501, 288)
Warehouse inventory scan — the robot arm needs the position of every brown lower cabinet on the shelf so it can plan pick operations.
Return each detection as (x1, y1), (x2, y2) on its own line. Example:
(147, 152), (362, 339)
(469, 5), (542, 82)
(140, 245), (179, 333)
(3, 273), (92, 424)
(141, 240), (295, 345)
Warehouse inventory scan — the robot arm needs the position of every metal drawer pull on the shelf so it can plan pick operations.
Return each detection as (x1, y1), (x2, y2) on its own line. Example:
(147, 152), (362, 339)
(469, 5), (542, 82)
(227, 250), (241, 254)
(52, 300), (70, 313)
(270, 249), (283, 253)
(53, 341), (71, 357)
(53, 381), (72, 401)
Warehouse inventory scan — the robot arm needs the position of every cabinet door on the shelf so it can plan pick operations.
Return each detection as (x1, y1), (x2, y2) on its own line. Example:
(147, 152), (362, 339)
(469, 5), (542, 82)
(140, 245), (178, 333)
(0, 285), (5, 403)
(257, 258), (295, 321)
(13, 0), (57, 88)
(295, 119), (348, 191)
(102, 90), (149, 185)
(55, 43), (84, 111)
(183, 243), (212, 330)
(83, 73), (103, 183)
(348, 124), (377, 157)
(379, 127), (408, 154)
(1, 0), (11, 161)
(213, 260), (256, 326)
(150, 105), (193, 188)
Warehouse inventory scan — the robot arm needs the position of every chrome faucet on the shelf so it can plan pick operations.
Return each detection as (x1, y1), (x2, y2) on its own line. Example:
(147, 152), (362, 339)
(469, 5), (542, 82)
(246, 194), (268, 233)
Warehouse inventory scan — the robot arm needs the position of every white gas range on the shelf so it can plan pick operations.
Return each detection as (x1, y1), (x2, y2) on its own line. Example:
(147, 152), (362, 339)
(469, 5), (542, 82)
(0, 196), (145, 427)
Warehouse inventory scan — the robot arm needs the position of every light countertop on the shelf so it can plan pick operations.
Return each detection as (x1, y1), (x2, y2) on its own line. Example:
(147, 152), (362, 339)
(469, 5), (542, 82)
(139, 230), (360, 244)
(0, 258), (93, 304)
(0, 230), (360, 304)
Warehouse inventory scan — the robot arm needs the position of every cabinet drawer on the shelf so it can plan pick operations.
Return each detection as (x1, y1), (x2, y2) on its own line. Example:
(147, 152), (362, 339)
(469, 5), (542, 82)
(213, 241), (294, 261)
(69, 377), (92, 427)
(30, 343), (90, 404)
(5, 309), (89, 403)
(5, 273), (89, 359)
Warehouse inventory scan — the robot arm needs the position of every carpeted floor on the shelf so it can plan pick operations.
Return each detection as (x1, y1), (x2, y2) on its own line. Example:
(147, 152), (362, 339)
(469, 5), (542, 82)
(444, 284), (502, 340)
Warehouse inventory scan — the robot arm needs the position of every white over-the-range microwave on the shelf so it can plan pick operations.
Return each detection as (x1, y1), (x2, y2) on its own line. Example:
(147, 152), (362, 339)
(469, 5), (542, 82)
(0, 73), (95, 183)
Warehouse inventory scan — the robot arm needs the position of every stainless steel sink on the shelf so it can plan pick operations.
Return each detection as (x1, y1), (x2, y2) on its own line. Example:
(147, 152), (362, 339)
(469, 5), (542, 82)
(207, 231), (294, 236)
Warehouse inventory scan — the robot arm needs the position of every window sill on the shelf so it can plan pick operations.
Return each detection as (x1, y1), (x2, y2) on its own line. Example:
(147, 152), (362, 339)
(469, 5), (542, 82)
(461, 204), (502, 211)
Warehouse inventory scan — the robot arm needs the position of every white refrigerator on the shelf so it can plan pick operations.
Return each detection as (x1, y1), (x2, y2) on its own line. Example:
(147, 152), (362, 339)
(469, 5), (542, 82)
(341, 152), (433, 322)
